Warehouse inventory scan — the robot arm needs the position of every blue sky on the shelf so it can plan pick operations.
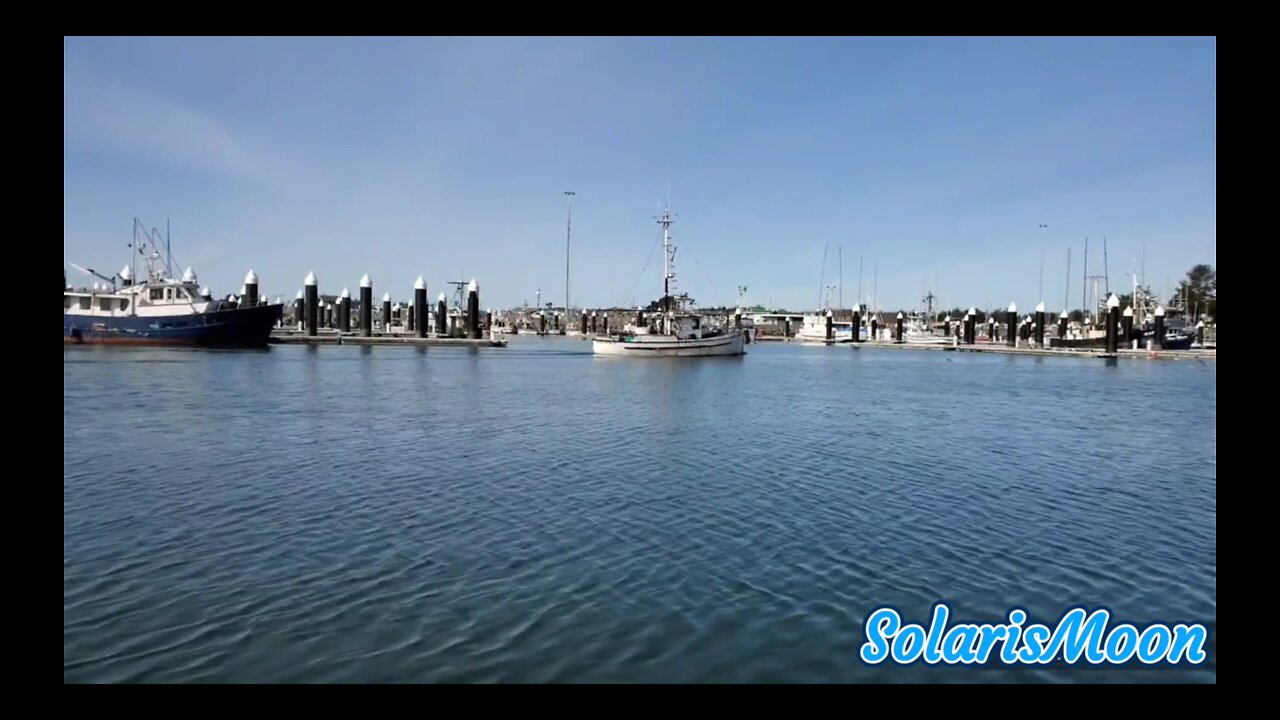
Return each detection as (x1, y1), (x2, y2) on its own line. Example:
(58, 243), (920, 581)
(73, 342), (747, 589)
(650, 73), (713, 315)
(64, 37), (1215, 313)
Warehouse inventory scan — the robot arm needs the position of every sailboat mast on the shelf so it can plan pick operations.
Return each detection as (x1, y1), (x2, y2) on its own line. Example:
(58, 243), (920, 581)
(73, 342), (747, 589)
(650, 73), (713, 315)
(858, 256), (863, 310)
(564, 191), (575, 322)
(839, 246), (843, 310)
(1082, 237), (1088, 320)
(1064, 247), (1071, 314)
(873, 258), (878, 314)
(817, 243), (828, 309)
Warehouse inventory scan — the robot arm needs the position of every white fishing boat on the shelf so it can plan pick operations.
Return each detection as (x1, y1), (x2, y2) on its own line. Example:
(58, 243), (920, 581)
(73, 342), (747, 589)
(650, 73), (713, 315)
(592, 204), (745, 358)
(901, 311), (952, 346)
(795, 311), (860, 343)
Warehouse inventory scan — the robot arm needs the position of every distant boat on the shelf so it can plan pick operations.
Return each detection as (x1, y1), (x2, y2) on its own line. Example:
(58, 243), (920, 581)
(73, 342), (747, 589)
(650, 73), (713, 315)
(795, 312), (859, 343)
(592, 204), (745, 357)
(64, 223), (281, 347)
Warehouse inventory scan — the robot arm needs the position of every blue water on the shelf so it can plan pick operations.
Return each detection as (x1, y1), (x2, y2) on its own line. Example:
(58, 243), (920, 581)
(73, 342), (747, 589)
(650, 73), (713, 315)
(63, 340), (1216, 682)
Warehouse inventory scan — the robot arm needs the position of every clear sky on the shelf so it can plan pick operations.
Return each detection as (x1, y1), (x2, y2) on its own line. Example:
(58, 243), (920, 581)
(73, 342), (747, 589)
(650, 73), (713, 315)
(64, 37), (1215, 313)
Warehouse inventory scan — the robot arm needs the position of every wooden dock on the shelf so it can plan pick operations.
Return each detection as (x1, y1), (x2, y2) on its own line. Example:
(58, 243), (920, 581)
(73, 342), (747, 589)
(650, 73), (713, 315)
(850, 340), (1214, 361)
(270, 331), (506, 348)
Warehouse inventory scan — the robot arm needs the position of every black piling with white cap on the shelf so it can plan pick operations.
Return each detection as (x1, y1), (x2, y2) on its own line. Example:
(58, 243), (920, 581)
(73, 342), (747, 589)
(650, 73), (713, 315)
(871, 316), (879, 341)
(602, 313), (609, 334)
(580, 312), (588, 334)
(1006, 302), (1017, 347)
(359, 275), (373, 337)
(201, 285), (212, 302)
(590, 311), (598, 334)
(851, 308), (860, 342)
(467, 279), (481, 339)
(437, 292), (448, 337)
(895, 311), (905, 343)
(942, 314), (950, 340)
(987, 315), (996, 343)
(539, 312), (547, 335)
(304, 272), (318, 336)
(411, 277), (426, 339)
(1153, 305), (1166, 350)
(1058, 309), (1068, 344)
(485, 309), (492, 336)
(294, 289), (304, 330)
(339, 288), (351, 332)
(1122, 306), (1134, 349)
(1105, 293), (1120, 353)
(1196, 319), (1204, 347)
(968, 308), (978, 345)
(244, 269), (259, 308)
(825, 309), (834, 342)
(382, 294), (391, 333)
(1035, 302), (1046, 348)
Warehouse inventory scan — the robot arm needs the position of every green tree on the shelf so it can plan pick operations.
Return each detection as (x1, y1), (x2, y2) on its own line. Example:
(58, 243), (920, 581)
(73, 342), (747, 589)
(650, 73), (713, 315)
(1175, 264), (1216, 319)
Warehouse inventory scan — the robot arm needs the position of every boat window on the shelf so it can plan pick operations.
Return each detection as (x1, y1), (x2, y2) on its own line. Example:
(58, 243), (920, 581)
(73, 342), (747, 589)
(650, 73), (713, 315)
(99, 298), (112, 311)
(119, 299), (129, 311)
(150, 288), (164, 301)
(64, 295), (71, 310)
(166, 288), (174, 301)
(79, 297), (91, 310)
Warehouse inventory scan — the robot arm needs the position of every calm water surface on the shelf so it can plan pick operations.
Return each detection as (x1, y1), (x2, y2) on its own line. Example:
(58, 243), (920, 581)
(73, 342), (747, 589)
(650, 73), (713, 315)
(64, 339), (1216, 682)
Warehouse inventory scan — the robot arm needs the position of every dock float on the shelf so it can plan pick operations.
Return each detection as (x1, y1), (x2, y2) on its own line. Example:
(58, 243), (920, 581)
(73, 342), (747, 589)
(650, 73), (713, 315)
(850, 340), (1214, 361)
(270, 331), (506, 347)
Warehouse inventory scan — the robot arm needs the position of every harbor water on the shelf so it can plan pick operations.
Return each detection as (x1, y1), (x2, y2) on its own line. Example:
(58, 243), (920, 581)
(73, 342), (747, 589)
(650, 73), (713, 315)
(64, 339), (1216, 682)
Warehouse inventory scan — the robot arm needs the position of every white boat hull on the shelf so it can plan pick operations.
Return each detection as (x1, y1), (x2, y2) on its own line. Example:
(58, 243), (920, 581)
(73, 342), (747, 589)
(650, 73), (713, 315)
(592, 330), (745, 357)
(905, 335), (953, 346)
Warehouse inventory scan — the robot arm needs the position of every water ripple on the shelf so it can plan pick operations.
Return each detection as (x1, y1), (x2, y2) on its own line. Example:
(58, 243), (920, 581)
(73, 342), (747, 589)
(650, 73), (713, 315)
(65, 340), (1216, 682)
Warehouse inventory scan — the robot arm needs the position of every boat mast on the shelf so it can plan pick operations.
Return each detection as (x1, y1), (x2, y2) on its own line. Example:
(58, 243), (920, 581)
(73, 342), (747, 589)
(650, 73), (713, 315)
(1064, 246), (1071, 316)
(817, 243), (828, 310)
(660, 203), (675, 315)
(564, 190), (575, 324)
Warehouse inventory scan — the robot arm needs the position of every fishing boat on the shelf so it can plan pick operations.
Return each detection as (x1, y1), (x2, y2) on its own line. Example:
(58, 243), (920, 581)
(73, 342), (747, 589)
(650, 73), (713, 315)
(901, 311), (952, 346)
(592, 204), (745, 357)
(795, 312), (859, 344)
(64, 221), (282, 346)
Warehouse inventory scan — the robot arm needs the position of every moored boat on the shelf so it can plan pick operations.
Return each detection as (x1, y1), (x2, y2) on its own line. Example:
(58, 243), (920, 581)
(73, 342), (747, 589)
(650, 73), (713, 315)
(64, 221), (282, 347)
(591, 204), (745, 358)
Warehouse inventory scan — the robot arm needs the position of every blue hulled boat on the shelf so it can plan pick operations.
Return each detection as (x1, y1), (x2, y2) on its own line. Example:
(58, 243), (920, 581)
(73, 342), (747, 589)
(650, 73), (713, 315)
(64, 222), (282, 347)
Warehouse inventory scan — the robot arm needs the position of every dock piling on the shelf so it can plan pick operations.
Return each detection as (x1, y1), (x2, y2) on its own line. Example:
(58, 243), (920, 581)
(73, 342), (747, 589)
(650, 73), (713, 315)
(1035, 302), (1046, 348)
(244, 269), (259, 308)
(304, 272), (318, 337)
(1006, 303), (1017, 347)
(1105, 294), (1120, 353)
(1123, 306), (1135, 349)
(1153, 305), (1166, 350)
(467, 279), (481, 339)
(414, 277), (428, 339)
(359, 275), (372, 337)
